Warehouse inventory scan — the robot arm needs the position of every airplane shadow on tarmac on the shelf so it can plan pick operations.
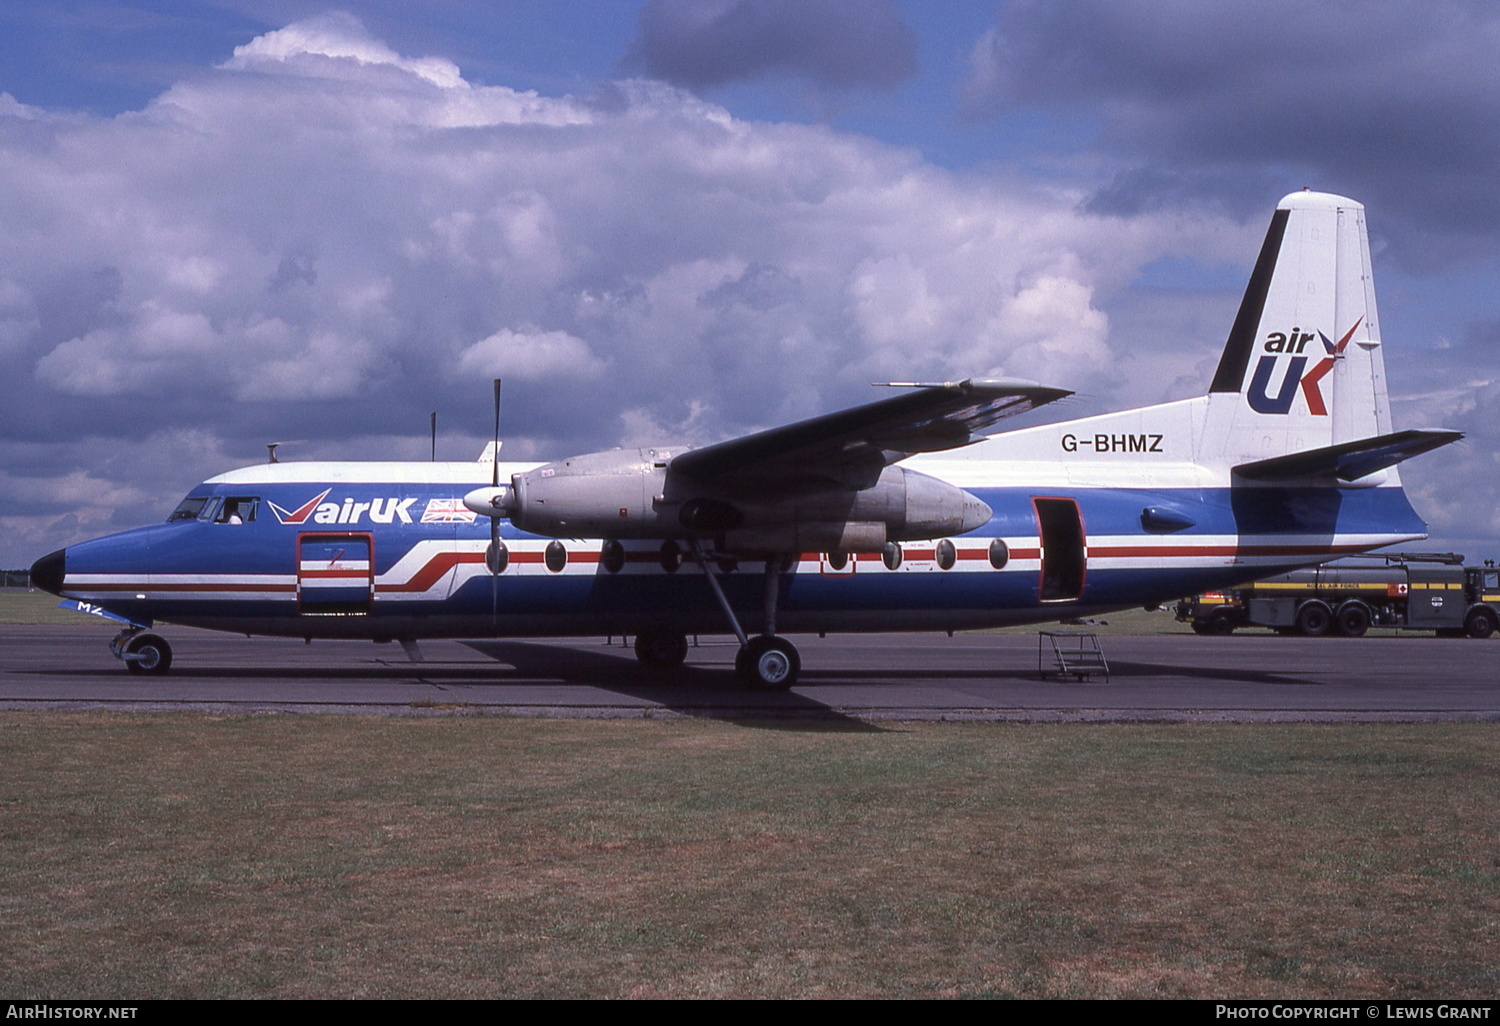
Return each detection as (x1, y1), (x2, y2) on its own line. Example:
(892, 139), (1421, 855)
(460, 640), (885, 731)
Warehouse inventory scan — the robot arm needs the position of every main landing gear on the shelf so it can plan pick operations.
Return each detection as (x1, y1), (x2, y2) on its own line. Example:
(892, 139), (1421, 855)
(687, 541), (801, 690)
(110, 628), (173, 675)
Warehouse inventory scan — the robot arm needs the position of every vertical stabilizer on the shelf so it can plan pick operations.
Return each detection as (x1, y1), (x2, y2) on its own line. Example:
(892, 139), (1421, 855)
(1203, 191), (1392, 465)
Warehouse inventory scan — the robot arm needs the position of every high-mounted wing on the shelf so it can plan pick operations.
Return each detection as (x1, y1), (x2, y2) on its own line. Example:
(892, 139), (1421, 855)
(670, 378), (1071, 491)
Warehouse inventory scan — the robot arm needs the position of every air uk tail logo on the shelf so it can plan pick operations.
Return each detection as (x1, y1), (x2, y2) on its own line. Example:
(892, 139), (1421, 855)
(1246, 318), (1363, 415)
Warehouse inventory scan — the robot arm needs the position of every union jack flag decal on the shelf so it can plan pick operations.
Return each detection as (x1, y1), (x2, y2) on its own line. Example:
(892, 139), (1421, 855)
(420, 498), (477, 524)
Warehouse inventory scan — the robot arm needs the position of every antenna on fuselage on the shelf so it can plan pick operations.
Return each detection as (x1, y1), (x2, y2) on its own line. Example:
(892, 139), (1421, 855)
(431, 412), (437, 462)
(266, 440), (306, 464)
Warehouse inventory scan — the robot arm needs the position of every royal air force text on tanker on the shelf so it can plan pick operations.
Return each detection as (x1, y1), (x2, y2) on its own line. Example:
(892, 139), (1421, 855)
(1061, 433), (1164, 454)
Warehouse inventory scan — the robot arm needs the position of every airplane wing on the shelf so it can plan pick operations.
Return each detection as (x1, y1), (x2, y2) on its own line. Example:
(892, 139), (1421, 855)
(670, 378), (1071, 490)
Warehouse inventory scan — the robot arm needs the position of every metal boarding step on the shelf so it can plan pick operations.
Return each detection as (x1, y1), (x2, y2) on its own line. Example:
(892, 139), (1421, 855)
(1038, 630), (1110, 682)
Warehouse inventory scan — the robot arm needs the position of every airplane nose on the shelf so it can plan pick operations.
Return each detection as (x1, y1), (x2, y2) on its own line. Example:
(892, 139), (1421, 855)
(29, 548), (65, 596)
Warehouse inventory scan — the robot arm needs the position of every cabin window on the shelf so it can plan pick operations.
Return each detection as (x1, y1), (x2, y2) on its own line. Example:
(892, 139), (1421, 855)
(659, 540), (682, 573)
(601, 540), (625, 574)
(544, 541), (568, 573)
(826, 550), (848, 572)
(882, 542), (903, 570)
(988, 538), (1010, 570)
(935, 539), (956, 570)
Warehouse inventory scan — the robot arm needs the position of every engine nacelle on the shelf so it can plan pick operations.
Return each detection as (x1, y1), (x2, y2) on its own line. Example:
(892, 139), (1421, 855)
(501, 446), (992, 551)
(508, 448), (672, 538)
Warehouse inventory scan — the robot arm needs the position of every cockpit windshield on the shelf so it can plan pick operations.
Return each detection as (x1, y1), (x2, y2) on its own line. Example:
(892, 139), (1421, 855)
(167, 494), (260, 524)
(168, 496), (210, 522)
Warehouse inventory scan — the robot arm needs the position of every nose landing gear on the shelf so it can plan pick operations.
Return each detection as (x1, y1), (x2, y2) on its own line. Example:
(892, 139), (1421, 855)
(111, 629), (174, 675)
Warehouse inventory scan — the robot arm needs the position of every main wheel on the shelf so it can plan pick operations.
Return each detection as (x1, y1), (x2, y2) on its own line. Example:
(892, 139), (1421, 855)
(634, 630), (689, 668)
(1335, 601), (1371, 638)
(1464, 608), (1497, 640)
(1295, 601), (1332, 637)
(124, 634), (173, 675)
(735, 635), (800, 690)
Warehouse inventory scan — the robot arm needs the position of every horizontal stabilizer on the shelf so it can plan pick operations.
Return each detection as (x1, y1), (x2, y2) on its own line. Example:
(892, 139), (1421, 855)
(672, 378), (1071, 489)
(1233, 428), (1462, 483)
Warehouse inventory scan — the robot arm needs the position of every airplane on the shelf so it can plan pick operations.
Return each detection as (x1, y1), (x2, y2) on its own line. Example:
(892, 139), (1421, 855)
(29, 191), (1463, 688)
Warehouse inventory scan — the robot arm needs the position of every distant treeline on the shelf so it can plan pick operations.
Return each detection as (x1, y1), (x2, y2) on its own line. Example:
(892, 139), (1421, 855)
(1, 570), (31, 588)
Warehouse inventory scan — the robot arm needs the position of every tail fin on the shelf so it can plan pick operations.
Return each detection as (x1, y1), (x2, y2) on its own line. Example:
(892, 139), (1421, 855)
(1205, 190), (1396, 465)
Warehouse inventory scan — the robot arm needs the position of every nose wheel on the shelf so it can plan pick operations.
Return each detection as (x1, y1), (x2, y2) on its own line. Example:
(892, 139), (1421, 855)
(111, 629), (174, 675)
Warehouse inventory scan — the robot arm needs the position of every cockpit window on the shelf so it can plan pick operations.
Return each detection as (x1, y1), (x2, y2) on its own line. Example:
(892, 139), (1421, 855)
(215, 498), (259, 524)
(167, 495), (261, 523)
(168, 496), (210, 522)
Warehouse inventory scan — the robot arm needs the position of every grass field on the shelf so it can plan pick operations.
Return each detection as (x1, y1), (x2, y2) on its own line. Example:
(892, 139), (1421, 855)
(2, 715), (1497, 999)
(0, 589), (117, 627)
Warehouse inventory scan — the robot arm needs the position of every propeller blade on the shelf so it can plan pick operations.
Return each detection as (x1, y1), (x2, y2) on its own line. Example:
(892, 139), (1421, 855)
(492, 378), (502, 489)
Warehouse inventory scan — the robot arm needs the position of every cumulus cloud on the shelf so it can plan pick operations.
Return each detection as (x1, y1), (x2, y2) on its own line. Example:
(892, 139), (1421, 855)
(961, 0), (1500, 266)
(224, 11), (464, 89)
(624, 0), (918, 91)
(456, 328), (606, 381)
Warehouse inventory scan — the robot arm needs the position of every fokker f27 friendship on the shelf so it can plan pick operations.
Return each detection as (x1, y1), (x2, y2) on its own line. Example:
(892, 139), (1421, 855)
(31, 192), (1463, 687)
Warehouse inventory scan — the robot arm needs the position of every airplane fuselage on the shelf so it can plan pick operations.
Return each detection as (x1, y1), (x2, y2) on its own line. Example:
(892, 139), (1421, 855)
(41, 453), (1425, 641)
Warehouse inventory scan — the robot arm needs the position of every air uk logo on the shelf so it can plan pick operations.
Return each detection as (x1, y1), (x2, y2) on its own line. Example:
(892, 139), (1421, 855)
(268, 489), (418, 525)
(267, 489), (331, 525)
(1246, 318), (1363, 415)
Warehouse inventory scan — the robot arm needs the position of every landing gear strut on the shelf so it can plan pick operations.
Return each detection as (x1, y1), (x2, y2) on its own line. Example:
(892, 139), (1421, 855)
(111, 628), (173, 675)
(690, 540), (800, 690)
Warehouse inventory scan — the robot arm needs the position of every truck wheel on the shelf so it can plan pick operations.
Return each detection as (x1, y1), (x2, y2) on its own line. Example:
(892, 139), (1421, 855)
(1206, 609), (1237, 635)
(1464, 609), (1497, 640)
(1335, 602), (1371, 638)
(1295, 601), (1332, 637)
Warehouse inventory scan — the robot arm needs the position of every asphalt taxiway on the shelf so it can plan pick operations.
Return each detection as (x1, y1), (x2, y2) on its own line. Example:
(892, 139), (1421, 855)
(1, 623), (1497, 721)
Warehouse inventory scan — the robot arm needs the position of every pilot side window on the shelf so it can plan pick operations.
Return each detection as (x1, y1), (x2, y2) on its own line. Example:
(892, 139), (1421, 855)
(215, 497), (260, 524)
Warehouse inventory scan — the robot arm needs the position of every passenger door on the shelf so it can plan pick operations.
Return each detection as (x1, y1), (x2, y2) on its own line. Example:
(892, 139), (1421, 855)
(1032, 497), (1086, 602)
(297, 532), (374, 615)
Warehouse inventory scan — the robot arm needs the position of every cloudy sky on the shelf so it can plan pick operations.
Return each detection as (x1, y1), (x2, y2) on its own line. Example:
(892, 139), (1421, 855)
(2, 0), (1498, 568)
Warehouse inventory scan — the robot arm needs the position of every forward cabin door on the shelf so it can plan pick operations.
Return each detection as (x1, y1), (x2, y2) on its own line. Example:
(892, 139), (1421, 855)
(1033, 497), (1086, 602)
(297, 532), (374, 615)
